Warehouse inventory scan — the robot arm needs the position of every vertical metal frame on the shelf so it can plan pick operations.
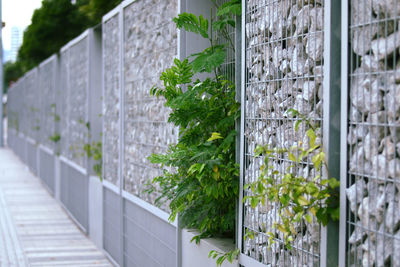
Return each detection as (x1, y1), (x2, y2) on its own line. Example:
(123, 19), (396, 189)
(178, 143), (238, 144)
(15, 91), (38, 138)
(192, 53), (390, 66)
(339, 0), (349, 266)
(321, 0), (342, 266)
(238, 0), (245, 261)
(239, 0), (341, 265)
(118, 4), (125, 266)
(101, 5), (123, 265)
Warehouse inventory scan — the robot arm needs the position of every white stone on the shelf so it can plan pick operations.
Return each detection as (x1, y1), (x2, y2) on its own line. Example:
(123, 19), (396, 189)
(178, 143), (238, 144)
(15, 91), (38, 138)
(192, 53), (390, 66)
(290, 46), (311, 75)
(350, 69), (383, 113)
(364, 133), (380, 161)
(371, 31), (400, 60)
(380, 137), (396, 160)
(384, 192), (400, 232)
(371, 154), (388, 178)
(301, 81), (316, 101)
(294, 5), (312, 35)
(351, 0), (378, 55)
(384, 85), (400, 121)
(346, 178), (367, 214)
(361, 55), (383, 72)
(306, 32), (323, 62)
(348, 227), (366, 245)
(372, 0), (400, 19)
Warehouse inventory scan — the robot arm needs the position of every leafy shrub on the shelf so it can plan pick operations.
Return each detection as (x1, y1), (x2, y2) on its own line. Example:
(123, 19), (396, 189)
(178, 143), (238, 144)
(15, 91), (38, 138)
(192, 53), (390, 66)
(148, 0), (241, 241)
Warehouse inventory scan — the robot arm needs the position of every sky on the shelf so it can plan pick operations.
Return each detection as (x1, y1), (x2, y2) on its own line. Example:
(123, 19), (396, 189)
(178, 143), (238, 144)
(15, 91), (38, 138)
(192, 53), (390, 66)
(2, 0), (42, 50)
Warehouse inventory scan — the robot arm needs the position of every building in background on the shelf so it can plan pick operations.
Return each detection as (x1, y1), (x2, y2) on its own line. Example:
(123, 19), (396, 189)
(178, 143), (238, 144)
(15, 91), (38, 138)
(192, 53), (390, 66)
(8, 26), (22, 62)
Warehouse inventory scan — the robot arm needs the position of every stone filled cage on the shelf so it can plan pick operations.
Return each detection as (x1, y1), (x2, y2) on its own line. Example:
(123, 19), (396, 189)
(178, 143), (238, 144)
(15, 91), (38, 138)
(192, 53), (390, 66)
(59, 33), (90, 168)
(122, 0), (178, 210)
(344, 0), (400, 266)
(241, 0), (325, 265)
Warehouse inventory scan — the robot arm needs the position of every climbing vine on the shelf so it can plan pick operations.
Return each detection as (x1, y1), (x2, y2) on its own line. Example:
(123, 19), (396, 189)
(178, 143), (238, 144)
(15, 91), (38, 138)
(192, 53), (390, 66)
(244, 109), (340, 249)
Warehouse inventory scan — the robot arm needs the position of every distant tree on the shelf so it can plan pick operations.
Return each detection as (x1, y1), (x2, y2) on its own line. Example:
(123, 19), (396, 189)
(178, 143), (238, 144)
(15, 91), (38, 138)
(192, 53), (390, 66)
(3, 61), (23, 94)
(77, 0), (123, 26)
(11, 0), (122, 77)
(17, 0), (89, 72)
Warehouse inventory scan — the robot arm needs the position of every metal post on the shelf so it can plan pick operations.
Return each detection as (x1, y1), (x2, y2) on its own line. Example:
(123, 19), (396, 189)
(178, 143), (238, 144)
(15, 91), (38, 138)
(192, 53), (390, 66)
(321, 0), (342, 266)
(238, 0), (245, 259)
(0, 0), (4, 147)
(118, 6), (125, 267)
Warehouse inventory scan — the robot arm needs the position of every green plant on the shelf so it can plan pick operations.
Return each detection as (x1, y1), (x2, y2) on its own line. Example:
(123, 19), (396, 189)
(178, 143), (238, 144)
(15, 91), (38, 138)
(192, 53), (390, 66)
(244, 109), (340, 249)
(83, 139), (102, 180)
(147, 1), (240, 265)
(49, 133), (61, 143)
(209, 248), (240, 265)
(80, 120), (103, 180)
(50, 103), (60, 122)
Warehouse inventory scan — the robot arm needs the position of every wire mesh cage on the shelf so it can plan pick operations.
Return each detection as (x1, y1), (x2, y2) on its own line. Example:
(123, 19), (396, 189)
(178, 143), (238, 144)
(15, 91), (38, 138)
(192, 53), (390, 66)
(24, 69), (40, 142)
(68, 38), (89, 168)
(122, 0), (178, 211)
(59, 50), (70, 159)
(39, 58), (57, 150)
(7, 80), (21, 134)
(346, 0), (400, 266)
(103, 14), (121, 186)
(216, 0), (237, 83)
(243, 0), (324, 265)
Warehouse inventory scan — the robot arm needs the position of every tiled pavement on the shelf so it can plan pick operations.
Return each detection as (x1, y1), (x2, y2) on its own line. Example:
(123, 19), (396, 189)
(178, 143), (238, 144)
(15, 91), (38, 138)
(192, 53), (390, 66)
(0, 148), (113, 266)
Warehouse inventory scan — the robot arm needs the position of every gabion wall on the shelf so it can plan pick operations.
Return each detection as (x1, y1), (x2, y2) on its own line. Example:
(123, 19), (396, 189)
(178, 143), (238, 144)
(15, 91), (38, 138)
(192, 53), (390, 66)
(7, 79), (21, 133)
(68, 39), (89, 168)
(58, 36), (89, 168)
(59, 50), (70, 159)
(38, 58), (57, 150)
(103, 14), (120, 186)
(25, 69), (41, 142)
(122, 0), (178, 209)
(346, 0), (400, 266)
(243, 0), (324, 265)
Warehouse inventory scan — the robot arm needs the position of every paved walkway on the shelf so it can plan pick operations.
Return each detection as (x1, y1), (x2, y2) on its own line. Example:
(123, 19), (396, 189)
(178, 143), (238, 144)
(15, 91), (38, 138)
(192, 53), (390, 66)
(0, 148), (112, 266)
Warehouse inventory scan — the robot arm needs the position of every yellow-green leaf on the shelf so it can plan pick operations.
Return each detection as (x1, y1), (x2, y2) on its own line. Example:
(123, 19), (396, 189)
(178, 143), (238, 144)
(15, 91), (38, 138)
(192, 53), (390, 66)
(298, 195), (310, 206)
(288, 152), (296, 162)
(305, 214), (312, 224)
(207, 132), (223, 141)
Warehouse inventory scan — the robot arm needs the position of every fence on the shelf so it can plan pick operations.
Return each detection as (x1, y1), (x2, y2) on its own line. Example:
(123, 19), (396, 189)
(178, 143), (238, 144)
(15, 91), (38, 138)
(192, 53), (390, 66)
(344, 0), (400, 266)
(241, 0), (325, 265)
(6, 0), (400, 266)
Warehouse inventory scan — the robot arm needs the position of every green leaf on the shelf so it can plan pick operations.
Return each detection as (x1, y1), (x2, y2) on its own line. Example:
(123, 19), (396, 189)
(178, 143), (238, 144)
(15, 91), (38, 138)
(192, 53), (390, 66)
(305, 214), (312, 224)
(306, 128), (316, 147)
(288, 152), (296, 162)
(190, 45), (226, 73)
(207, 132), (223, 142)
(173, 13), (209, 38)
(298, 195), (310, 206)
(217, 0), (241, 16)
(250, 197), (259, 208)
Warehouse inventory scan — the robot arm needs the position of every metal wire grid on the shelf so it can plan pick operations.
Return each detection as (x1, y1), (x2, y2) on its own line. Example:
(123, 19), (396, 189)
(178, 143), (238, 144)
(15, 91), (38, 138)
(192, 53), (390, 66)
(346, 0), (400, 266)
(24, 69), (40, 142)
(21, 78), (29, 137)
(67, 39), (89, 168)
(7, 82), (19, 133)
(243, 0), (324, 265)
(216, 0), (236, 83)
(122, 0), (178, 211)
(39, 59), (56, 150)
(103, 14), (121, 186)
(59, 50), (70, 159)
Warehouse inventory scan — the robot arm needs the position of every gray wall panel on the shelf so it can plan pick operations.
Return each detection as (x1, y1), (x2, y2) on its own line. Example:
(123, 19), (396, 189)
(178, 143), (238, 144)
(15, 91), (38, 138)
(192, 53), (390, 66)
(39, 148), (55, 193)
(123, 199), (176, 267)
(26, 141), (37, 174)
(60, 160), (88, 232)
(103, 187), (122, 265)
